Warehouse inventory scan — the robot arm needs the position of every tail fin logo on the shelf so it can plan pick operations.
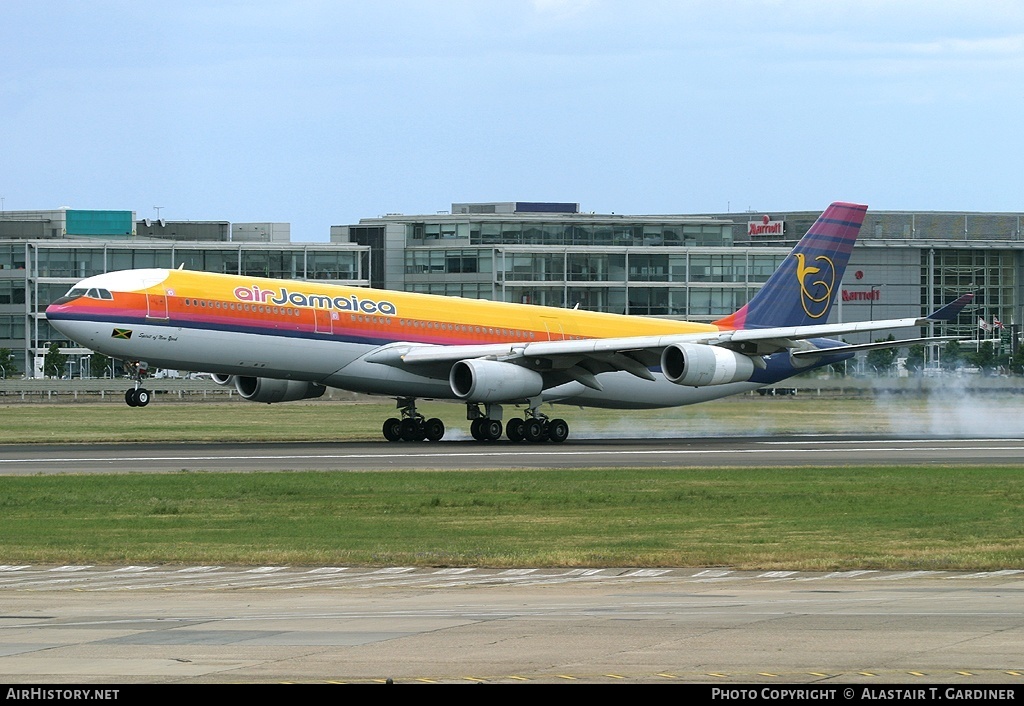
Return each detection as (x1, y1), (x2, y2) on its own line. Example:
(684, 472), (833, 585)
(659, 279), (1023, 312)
(795, 252), (836, 319)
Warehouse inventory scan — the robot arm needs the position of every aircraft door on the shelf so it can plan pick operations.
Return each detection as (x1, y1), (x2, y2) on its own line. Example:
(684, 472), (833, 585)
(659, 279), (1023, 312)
(314, 308), (335, 335)
(540, 316), (564, 341)
(144, 280), (169, 320)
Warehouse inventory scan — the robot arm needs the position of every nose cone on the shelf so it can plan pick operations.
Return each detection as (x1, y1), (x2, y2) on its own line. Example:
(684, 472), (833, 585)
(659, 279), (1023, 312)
(46, 285), (86, 321)
(45, 299), (71, 321)
(45, 289), (90, 337)
(44, 297), (104, 352)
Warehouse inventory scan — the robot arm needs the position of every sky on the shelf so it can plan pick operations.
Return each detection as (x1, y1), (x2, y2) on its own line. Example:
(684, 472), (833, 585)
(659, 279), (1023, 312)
(3, 0), (1024, 241)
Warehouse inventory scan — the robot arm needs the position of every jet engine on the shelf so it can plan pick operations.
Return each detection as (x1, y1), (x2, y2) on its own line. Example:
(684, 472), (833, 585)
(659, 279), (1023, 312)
(449, 359), (545, 403)
(660, 343), (755, 387)
(216, 375), (326, 404)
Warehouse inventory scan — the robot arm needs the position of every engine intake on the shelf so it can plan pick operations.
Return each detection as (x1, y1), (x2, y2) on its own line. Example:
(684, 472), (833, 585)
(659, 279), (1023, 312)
(450, 359), (545, 403)
(660, 343), (755, 386)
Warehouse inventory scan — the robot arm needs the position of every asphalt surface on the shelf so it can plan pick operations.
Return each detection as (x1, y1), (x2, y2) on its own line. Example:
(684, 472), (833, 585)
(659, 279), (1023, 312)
(0, 565), (1021, 684)
(0, 434), (1022, 474)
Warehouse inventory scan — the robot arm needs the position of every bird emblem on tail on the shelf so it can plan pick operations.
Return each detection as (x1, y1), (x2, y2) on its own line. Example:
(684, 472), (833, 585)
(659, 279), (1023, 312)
(794, 252), (835, 319)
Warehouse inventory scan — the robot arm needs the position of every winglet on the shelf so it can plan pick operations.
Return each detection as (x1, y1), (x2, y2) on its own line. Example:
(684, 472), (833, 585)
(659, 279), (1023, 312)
(925, 293), (974, 322)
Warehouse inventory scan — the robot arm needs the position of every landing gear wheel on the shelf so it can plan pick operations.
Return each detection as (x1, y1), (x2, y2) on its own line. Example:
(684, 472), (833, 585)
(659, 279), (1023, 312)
(383, 417), (402, 442)
(125, 388), (150, 407)
(471, 418), (502, 441)
(547, 418), (569, 443)
(424, 418), (445, 442)
(482, 419), (502, 441)
(400, 418), (424, 442)
(505, 418), (525, 443)
(524, 418), (547, 443)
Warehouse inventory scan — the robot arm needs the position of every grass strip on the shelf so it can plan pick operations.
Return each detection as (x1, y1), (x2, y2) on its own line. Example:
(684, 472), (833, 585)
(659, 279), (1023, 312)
(3, 395), (1024, 442)
(0, 465), (1021, 570)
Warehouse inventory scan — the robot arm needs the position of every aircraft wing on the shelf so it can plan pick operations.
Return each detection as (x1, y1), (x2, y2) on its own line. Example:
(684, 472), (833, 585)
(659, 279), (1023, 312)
(370, 293), (974, 380)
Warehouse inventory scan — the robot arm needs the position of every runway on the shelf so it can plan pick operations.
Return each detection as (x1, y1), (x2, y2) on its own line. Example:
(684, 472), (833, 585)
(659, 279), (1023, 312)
(0, 565), (1021, 684)
(0, 435), (1022, 474)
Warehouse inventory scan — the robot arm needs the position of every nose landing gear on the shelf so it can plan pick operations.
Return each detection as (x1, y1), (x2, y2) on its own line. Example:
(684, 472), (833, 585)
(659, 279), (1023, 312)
(123, 361), (152, 407)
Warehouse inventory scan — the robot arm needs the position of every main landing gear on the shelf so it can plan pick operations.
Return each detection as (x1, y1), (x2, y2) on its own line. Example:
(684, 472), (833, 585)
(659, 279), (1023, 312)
(379, 399), (570, 443)
(500, 405), (569, 444)
(123, 361), (152, 408)
(382, 397), (446, 442)
(470, 403), (568, 443)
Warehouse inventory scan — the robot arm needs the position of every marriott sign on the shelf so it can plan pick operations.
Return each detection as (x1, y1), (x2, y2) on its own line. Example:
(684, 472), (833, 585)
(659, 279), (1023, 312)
(748, 214), (785, 237)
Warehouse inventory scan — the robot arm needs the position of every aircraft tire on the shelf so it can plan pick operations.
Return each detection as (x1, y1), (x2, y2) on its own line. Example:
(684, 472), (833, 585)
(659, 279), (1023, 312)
(482, 419), (502, 441)
(383, 418), (402, 442)
(548, 418), (569, 443)
(424, 417), (445, 442)
(399, 418), (421, 442)
(135, 389), (151, 407)
(524, 419), (546, 443)
(505, 418), (525, 443)
(124, 389), (138, 407)
(470, 418), (483, 441)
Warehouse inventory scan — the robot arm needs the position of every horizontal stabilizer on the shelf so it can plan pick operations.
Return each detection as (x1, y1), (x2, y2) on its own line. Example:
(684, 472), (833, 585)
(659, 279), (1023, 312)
(925, 293), (974, 322)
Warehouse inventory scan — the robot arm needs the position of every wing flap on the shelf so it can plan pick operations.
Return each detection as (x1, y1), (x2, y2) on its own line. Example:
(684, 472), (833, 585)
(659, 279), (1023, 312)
(790, 335), (964, 358)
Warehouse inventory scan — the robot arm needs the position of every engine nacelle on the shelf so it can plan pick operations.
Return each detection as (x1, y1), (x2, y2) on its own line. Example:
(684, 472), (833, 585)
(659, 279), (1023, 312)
(232, 376), (327, 404)
(660, 343), (756, 387)
(450, 359), (545, 403)
(211, 374), (234, 387)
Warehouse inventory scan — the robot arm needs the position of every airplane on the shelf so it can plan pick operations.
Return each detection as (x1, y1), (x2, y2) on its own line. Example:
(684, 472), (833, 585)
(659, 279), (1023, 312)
(45, 202), (971, 443)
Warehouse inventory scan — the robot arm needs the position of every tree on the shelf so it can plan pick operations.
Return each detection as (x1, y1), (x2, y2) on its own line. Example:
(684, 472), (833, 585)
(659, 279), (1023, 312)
(89, 354), (111, 378)
(965, 341), (998, 374)
(1009, 345), (1024, 375)
(43, 342), (66, 378)
(941, 340), (963, 371)
(904, 344), (925, 375)
(866, 334), (898, 375)
(0, 347), (15, 378)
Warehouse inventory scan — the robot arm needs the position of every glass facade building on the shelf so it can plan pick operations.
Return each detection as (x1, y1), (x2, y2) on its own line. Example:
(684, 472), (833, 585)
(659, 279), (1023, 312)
(0, 210), (369, 377)
(332, 205), (786, 320)
(334, 203), (1024, 357)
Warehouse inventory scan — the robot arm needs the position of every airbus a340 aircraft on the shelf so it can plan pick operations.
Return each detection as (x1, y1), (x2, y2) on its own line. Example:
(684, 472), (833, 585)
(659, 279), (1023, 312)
(46, 202), (970, 443)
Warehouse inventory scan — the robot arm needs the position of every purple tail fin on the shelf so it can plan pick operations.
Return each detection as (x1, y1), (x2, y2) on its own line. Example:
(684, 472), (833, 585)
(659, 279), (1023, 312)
(714, 202), (868, 330)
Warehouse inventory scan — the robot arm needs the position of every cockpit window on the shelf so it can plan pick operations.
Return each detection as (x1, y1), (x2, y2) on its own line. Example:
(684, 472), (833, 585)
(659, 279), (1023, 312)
(63, 287), (113, 300)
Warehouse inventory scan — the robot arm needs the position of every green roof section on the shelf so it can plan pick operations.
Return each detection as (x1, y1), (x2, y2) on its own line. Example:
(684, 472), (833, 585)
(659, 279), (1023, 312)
(66, 210), (134, 237)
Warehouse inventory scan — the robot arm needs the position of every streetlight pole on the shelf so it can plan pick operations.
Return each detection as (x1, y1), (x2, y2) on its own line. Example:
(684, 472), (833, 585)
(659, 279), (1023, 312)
(869, 284), (884, 321)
